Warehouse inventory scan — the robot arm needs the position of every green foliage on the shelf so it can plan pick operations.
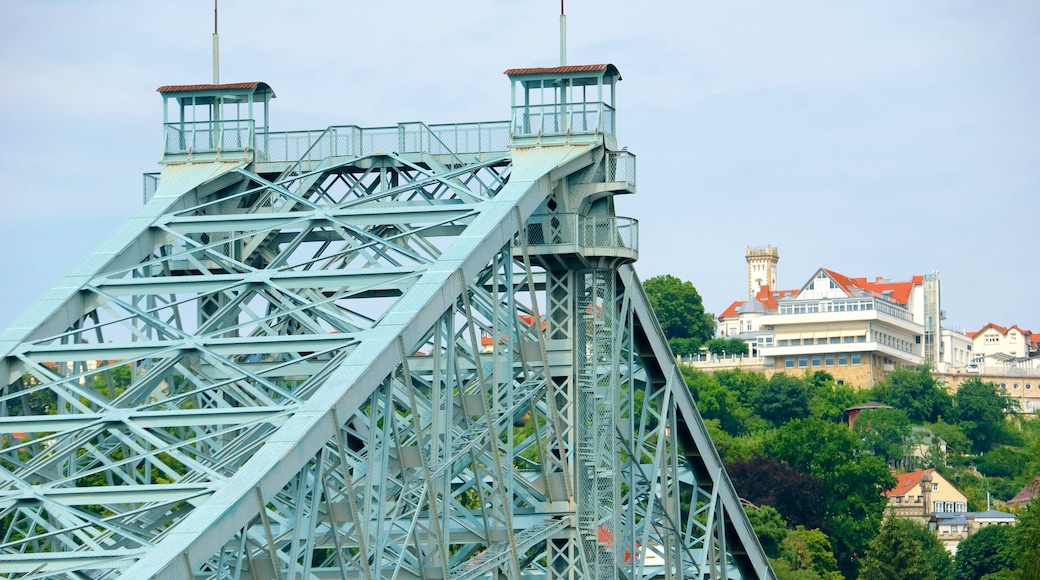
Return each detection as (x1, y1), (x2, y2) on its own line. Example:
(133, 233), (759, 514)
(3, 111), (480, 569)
(953, 377), (1018, 454)
(763, 418), (894, 578)
(808, 379), (868, 423)
(643, 274), (715, 354)
(745, 504), (788, 558)
(1013, 501), (1040, 580)
(706, 338), (728, 356)
(727, 337), (750, 355)
(871, 366), (953, 423)
(714, 368), (768, 406)
(852, 408), (911, 466)
(682, 367), (756, 437)
(859, 516), (935, 580)
(899, 516), (955, 579)
(779, 526), (843, 580)
(954, 524), (1017, 580)
(754, 374), (810, 426)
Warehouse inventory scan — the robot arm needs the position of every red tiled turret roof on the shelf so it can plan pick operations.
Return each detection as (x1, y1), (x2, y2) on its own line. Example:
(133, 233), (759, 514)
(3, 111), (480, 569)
(884, 469), (935, 498)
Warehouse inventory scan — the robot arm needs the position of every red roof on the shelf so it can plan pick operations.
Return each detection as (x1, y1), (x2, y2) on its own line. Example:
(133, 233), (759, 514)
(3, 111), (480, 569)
(157, 81), (272, 94)
(973, 322), (1034, 338)
(719, 301), (745, 320)
(884, 469), (935, 498)
(822, 270), (922, 305)
(718, 285), (798, 320)
(1009, 476), (1040, 505)
(504, 64), (619, 77)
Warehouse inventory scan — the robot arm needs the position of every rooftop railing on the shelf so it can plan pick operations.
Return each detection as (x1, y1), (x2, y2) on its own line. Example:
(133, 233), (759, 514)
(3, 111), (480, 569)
(255, 121), (511, 165)
(511, 102), (616, 138)
(162, 119), (256, 158)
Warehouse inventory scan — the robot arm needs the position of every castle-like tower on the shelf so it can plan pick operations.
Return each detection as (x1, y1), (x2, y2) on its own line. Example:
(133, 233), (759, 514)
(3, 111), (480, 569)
(746, 245), (779, 298)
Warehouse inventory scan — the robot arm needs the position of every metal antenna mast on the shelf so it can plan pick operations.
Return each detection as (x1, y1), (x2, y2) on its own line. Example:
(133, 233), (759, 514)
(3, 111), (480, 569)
(560, 0), (567, 65)
(212, 0), (219, 84)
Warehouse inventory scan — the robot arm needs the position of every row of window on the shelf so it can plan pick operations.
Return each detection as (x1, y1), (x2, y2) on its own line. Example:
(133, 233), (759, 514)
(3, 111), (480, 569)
(1000, 383), (1034, 391)
(784, 353), (863, 368)
(933, 501), (966, 513)
(778, 299), (876, 315)
(778, 336), (866, 347)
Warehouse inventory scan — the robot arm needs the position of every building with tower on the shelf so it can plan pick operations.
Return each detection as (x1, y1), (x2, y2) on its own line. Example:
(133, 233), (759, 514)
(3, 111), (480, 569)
(746, 245), (779, 299)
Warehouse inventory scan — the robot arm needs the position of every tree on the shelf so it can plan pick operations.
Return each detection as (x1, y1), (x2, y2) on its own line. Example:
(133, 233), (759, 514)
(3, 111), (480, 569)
(859, 516), (935, 580)
(870, 366), (952, 423)
(953, 377), (1018, 454)
(1012, 500), (1040, 580)
(900, 516), (955, 579)
(643, 275), (715, 355)
(681, 367), (755, 437)
(744, 504), (788, 558)
(729, 456), (826, 531)
(780, 526), (843, 580)
(852, 407), (911, 466)
(754, 374), (810, 426)
(706, 338), (728, 356)
(763, 418), (895, 578)
(954, 524), (1017, 580)
(726, 337), (750, 355)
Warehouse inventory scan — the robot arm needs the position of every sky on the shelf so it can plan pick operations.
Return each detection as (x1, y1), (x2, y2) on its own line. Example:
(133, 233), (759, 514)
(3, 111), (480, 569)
(0, 1), (1037, 334)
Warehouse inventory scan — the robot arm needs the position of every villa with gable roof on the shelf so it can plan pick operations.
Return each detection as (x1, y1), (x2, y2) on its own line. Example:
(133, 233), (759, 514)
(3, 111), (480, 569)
(717, 261), (961, 386)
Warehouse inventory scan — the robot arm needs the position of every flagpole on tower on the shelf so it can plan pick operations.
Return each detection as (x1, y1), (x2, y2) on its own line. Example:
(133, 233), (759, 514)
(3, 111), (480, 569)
(560, 0), (567, 66)
(212, 0), (220, 84)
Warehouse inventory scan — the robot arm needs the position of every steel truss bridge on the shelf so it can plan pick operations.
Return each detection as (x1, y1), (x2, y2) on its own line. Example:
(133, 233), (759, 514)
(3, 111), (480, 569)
(0, 65), (774, 579)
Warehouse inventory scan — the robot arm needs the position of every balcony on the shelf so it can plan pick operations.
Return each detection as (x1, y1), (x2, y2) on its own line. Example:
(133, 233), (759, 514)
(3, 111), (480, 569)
(516, 213), (637, 269)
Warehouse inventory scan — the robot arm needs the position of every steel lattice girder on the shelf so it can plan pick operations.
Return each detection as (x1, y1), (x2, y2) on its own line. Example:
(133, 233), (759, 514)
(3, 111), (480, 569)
(0, 135), (773, 579)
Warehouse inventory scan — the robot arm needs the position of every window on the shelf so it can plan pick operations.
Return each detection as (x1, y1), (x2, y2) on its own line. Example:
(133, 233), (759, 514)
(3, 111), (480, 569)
(838, 354), (848, 365)
(791, 339), (801, 346)
(785, 357), (795, 368)
(825, 354), (834, 366)
(798, 355), (808, 367)
(830, 337), (840, 344)
(843, 336), (854, 343)
(811, 355), (821, 366)
(932, 483), (938, 492)
(851, 353), (862, 364)
(857, 335), (866, 343)
(934, 501), (943, 513)
(778, 339), (788, 347)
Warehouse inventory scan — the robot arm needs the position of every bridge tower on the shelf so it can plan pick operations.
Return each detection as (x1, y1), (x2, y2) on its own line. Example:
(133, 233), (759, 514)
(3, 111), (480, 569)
(0, 64), (773, 579)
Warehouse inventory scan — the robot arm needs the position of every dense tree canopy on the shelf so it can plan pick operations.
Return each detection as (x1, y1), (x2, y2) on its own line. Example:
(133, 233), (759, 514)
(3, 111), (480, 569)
(754, 374), (810, 426)
(642, 274), (715, 355)
(954, 524), (1017, 580)
(859, 516), (935, 580)
(763, 418), (894, 577)
(952, 377), (1018, 453)
(729, 456), (826, 531)
(870, 366), (952, 423)
(852, 407), (911, 466)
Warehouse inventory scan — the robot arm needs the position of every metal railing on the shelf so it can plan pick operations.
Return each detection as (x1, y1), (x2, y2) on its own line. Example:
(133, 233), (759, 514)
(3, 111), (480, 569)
(163, 119), (255, 155)
(511, 102), (616, 137)
(254, 121), (511, 164)
(142, 172), (160, 203)
(607, 150), (636, 185)
(521, 213), (637, 254)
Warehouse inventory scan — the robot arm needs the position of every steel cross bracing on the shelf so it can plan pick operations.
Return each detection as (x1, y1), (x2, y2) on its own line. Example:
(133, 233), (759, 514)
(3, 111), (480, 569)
(0, 124), (774, 579)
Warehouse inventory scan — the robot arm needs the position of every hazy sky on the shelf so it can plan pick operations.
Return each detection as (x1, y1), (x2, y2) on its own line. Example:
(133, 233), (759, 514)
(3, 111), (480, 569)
(0, 1), (1037, 334)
